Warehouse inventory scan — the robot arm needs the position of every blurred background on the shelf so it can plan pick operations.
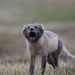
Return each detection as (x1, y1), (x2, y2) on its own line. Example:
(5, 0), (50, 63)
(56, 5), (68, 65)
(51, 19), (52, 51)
(0, 0), (75, 63)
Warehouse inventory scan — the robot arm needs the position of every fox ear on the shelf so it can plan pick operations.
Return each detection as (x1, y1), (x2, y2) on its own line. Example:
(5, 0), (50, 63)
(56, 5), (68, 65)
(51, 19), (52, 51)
(22, 25), (26, 33)
(40, 24), (45, 30)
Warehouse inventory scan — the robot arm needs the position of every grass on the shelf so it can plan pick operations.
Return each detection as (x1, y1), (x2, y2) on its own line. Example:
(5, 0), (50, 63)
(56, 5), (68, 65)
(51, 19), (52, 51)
(0, 0), (75, 26)
(37, 8), (75, 22)
(0, 7), (75, 26)
(0, 62), (75, 75)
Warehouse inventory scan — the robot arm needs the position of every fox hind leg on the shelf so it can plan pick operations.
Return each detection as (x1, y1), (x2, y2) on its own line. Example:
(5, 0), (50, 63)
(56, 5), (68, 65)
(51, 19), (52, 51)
(47, 52), (59, 75)
(47, 53), (58, 69)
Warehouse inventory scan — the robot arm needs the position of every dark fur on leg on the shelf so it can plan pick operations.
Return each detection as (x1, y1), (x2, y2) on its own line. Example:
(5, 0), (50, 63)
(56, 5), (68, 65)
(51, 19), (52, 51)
(30, 56), (35, 75)
(47, 53), (59, 75)
(47, 53), (58, 69)
(41, 56), (47, 75)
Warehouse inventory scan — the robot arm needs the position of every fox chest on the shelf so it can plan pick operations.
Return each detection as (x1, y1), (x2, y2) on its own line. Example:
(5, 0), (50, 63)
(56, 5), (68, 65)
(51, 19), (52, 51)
(29, 44), (48, 56)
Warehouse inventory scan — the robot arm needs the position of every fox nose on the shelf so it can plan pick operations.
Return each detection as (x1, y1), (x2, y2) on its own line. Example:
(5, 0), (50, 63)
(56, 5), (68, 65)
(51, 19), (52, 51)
(30, 28), (33, 31)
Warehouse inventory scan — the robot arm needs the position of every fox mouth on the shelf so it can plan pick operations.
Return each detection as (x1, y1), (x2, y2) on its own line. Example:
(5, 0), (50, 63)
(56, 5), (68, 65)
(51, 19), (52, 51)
(29, 32), (36, 41)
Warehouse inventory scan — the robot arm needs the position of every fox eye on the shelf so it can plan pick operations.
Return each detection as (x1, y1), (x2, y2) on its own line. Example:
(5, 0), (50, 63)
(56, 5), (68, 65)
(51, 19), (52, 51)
(35, 26), (38, 28)
(27, 26), (30, 29)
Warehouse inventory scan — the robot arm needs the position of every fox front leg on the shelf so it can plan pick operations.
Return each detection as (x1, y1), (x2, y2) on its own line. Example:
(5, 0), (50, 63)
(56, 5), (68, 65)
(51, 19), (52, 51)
(30, 56), (35, 75)
(41, 56), (47, 75)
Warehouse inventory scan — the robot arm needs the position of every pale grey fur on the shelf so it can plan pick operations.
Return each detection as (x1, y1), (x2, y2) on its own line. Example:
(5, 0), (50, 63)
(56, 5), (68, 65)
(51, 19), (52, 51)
(23, 23), (75, 75)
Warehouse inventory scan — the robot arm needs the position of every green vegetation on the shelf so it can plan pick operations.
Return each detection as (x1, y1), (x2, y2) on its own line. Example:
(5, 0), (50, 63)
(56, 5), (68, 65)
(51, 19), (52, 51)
(0, 0), (75, 26)
(38, 8), (75, 22)
(0, 6), (75, 26)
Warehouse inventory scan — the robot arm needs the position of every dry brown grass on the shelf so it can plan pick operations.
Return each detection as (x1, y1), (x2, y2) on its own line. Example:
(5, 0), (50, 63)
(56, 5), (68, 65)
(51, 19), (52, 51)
(0, 62), (75, 75)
